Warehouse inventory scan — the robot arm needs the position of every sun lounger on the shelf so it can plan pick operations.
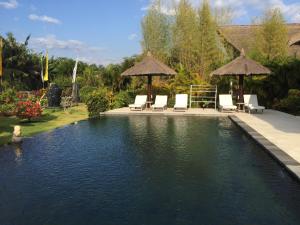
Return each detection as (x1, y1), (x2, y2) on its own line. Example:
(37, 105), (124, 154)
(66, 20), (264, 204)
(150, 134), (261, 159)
(244, 94), (265, 113)
(129, 95), (147, 111)
(174, 94), (188, 111)
(219, 94), (237, 112)
(151, 95), (168, 111)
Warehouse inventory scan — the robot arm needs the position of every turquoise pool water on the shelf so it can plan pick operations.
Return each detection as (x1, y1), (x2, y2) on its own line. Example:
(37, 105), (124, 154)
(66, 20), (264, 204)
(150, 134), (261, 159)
(0, 116), (300, 225)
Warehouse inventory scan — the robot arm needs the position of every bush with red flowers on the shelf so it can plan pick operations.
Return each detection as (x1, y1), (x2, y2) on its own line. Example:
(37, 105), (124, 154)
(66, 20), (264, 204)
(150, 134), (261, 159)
(16, 100), (43, 121)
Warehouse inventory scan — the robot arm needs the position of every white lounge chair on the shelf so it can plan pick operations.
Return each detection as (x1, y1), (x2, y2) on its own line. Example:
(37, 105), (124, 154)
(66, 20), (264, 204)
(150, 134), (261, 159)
(244, 94), (265, 114)
(151, 95), (168, 111)
(219, 94), (237, 112)
(174, 94), (188, 111)
(129, 95), (147, 111)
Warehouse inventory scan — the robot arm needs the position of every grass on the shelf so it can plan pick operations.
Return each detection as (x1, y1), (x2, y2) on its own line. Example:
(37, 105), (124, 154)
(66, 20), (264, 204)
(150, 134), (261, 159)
(0, 104), (88, 146)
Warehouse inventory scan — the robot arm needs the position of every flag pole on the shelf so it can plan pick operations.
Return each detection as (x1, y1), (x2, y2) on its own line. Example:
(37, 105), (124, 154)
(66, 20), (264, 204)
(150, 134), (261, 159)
(72, 57), (79, 103)
(41, 54), (44, 89)
(0, 38), (3, 92)
(43, 50), (49, 88)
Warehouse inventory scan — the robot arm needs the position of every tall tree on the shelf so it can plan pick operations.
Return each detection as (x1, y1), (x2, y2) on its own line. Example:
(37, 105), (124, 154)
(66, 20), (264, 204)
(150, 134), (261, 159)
(141, 0), (171, 62)
(172, 0), (199, 72)
(253, 8), (288, 63)
(198, 0), (224, 77)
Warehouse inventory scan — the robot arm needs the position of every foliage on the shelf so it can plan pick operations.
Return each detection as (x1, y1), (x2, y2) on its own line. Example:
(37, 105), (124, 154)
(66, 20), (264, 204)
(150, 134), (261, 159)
(273, 89), (300, 115)
(198, 1), (226, 77)
(251, 8), (288, 64)
(172, 0), (199, 72)
(79, 86), (98, 103)
(40, 98), (48, 108)
(86, 89), (110, 117)
(141, 0), (171, 62)
(16, 100), (43, 121)
(0, 88), (17, 115)
(1, 33), (41, 90)
(141, 0), (230, 77)
(0, 88), (17, 104)
(76, 65), (104, 88)
(112, 91), (134, 109)
(0, 103), (15, 116)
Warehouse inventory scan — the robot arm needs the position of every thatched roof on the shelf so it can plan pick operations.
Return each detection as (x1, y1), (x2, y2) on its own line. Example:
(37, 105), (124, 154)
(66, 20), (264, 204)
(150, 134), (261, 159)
(121, 52), (176, 77)
(210, 49), (271, 76)
(219, 23), (300, 57)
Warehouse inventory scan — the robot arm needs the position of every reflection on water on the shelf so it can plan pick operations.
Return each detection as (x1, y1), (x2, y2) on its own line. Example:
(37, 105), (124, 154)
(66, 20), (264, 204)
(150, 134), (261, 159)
(0, 116), (300, 225)
(14, 144), (23, 163)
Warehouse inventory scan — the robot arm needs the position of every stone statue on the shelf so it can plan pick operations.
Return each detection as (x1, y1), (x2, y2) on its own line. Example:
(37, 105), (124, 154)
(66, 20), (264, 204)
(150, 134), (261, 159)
(47, 83), (62, 107)
(12, 126), (22, 143)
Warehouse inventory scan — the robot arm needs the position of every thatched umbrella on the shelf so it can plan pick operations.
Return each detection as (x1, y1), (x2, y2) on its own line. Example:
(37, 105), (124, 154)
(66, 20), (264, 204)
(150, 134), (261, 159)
(121, 52), (176, 105)
(210, 49), (271, 103)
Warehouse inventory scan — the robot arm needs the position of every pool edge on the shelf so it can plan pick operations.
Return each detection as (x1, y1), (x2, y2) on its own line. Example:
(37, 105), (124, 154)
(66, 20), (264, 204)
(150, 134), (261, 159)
(229, 115), (300, 182)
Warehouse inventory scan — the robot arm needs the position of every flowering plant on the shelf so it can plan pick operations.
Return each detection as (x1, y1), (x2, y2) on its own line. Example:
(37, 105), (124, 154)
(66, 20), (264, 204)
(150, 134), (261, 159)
(16, 100), (43, 121)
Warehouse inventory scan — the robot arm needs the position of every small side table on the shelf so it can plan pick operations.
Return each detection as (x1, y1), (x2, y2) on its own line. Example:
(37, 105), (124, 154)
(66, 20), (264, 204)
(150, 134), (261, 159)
(236, 103), (245, 112)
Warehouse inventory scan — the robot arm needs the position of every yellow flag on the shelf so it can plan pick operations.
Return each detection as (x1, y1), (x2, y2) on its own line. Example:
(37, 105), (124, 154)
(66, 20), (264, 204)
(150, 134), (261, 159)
(43, 50), (48, 81)
(0, 38), (3, 77)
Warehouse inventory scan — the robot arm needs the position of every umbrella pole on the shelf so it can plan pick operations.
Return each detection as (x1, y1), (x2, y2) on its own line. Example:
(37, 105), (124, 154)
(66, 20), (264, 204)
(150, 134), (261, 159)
(238, 75), (244, 104)
(147, 75), (152, 108)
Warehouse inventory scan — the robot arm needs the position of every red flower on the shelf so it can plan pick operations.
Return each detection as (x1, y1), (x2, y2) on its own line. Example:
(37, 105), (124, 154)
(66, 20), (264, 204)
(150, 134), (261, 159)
(16, 100), (43, 121)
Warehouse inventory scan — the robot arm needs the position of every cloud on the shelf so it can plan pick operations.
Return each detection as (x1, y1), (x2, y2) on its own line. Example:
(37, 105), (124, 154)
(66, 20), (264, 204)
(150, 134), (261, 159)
(30, 35), (104, 52)
(0, 0), (18, 9)
(141, 1), (176, 16)
(28, 14), (61, 24)
(29, 35), (113, 65)
(78, 56), (121, 66)
(128, 33), (137, 40)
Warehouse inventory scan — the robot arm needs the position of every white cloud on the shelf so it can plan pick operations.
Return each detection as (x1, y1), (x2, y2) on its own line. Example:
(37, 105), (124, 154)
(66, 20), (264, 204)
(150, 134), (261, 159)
(141, 1), (176, 16)
(28, 14), (61, 24)
(128, 33), (137, 40)
(29, 35), (113, 65)
(0, 0), (18, 9)
(30, 35), (104, 52)
(78, 56), (121, 66)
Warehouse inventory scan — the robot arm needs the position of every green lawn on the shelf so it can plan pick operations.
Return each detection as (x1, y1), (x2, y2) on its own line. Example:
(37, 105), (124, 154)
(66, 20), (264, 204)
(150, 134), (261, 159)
(0, 104), (88, 146)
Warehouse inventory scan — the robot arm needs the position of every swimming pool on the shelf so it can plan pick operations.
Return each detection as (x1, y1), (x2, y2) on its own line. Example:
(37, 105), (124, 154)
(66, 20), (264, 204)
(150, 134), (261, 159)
(0, 116), (300, 225)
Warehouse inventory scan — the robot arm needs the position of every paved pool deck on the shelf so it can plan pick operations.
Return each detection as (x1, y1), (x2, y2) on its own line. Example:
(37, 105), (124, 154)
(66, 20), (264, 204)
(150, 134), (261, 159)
(103, 107), (227, 116)
(230, 110), (300, 180)
(103, 108), (300, 180)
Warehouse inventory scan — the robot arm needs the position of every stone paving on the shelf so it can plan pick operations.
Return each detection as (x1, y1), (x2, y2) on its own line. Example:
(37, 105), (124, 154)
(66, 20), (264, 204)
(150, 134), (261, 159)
(103, 107), (228, 116)
(230, 110), (300, 179)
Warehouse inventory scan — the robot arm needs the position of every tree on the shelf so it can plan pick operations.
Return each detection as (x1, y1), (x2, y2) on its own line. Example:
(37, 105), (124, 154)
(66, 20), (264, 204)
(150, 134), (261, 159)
(172, 0), (199, 72)
(141, 0), (171, 62)
(253, 8), (288, 63)
(198, 0), (225, 77)
(2, 33), (41, 90)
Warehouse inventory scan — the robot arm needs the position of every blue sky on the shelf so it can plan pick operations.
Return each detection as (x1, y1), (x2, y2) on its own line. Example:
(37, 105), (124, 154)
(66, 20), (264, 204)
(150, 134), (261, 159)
(1, 0), (300, 65)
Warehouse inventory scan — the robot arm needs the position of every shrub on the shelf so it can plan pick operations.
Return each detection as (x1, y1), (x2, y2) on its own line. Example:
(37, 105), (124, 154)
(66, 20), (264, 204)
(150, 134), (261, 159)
(79, 86), (98, 103)
(40, 98), (48, 108)
(273, 89), (300, 115)
(16, 100), (43, 121)
(86, 90), (109, 117)
(0, 88), (17, 104)
(111, 91), (134, 109)
(0, 88), (17, 116)
(0, 103), (16, 116)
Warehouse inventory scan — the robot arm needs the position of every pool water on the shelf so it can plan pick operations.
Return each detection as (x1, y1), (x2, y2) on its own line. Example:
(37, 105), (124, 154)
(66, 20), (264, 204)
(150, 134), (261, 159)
(0, 116), (300, 225)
